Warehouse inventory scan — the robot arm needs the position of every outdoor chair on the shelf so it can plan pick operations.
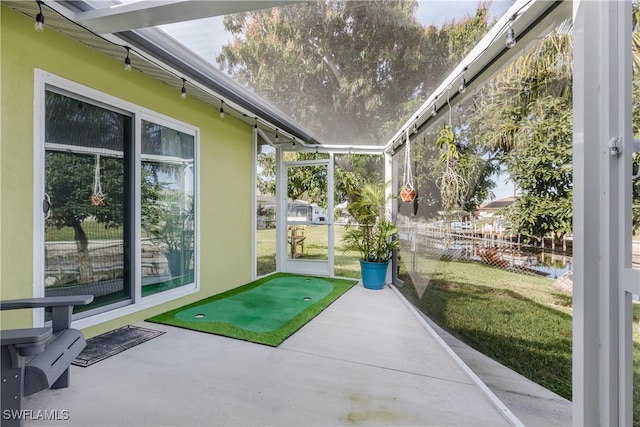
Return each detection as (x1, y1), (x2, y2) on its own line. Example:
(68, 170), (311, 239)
(287, 225), (306, 258)
(1, 295), (93, 427)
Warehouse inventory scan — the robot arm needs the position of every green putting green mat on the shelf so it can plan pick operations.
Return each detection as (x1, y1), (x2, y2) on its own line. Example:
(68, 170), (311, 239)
(146, 273), (357, 346)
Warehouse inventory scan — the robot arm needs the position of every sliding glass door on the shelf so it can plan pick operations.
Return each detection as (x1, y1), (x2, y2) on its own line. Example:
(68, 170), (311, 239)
(44, 90), (132, 314)
(40, 81), (198, 320)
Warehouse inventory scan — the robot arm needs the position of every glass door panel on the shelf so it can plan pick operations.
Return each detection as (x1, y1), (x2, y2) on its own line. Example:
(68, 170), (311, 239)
(284, 161), (333, 276)
(286, 164), (329, 260)
(256, 142), (277, 277)
(44, 90), (131, 315)
(140, 120), (195, 296)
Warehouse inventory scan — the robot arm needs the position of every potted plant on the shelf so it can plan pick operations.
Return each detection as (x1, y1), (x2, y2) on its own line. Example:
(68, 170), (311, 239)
(146, 192), (194, 278)
(343, 182), (399, 290)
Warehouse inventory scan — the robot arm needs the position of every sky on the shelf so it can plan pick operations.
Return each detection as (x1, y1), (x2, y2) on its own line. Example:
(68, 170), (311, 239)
(492, 171), (516, 200)
(416, 0), (512, 27)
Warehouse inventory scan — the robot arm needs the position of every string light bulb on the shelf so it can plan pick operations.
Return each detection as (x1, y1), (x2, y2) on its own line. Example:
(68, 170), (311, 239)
(34, 1), (44, 32)
(412, 122), (418, 134)
(505, 16), (516, 49)
(431, 103), (437, 117)
(124, 47), (131, 71)
(459, 67), (468, 94)
(219, 100), (225, 118)
(180, 79), (187, 99)
(254, 118), (258, 129)
(275, 129), (279, 142)
(505, 28), (516, 49)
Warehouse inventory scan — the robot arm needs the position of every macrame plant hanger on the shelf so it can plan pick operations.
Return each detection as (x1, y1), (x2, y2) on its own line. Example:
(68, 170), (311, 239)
(400, 127), (416, 202)
(91, 154), (105, 206)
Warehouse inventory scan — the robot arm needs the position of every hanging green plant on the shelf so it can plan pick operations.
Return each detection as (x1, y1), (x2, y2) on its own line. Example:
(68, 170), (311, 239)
(435, 124), (468, 213)
(436, 124), (458, 161)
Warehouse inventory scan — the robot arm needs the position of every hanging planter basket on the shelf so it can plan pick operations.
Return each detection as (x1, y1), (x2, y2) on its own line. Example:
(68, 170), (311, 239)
(91, 154), (106, 206)
(91, 194), (105, 206)
(400, 185), (416, 202)
(400, 128), (416, 202)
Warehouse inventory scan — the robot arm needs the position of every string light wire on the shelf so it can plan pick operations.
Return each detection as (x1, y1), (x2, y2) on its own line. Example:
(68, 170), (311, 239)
(27, 0), (306, 148)
(394, 0), (535, 151)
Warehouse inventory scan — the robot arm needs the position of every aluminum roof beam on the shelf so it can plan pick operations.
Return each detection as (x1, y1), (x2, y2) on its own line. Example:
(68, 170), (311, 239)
(75, 1), (298, 34)
(385, 0), (572, 154)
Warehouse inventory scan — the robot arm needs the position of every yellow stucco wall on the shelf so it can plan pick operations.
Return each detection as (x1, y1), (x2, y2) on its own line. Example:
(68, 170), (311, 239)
(0, 6), (254, 337)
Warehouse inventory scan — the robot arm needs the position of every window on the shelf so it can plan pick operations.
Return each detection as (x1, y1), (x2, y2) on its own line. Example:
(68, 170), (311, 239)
(140, 119), (195, 296)
(38, 72), (198, 320)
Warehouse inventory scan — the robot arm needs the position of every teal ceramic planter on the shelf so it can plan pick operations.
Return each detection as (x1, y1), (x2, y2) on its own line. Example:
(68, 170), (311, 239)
(359, 260), (389, 290)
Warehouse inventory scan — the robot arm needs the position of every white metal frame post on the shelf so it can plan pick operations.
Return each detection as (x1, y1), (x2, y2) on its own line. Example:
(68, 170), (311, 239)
(327, 153), (335, 276)
(573, 0), (634, 425)
(252, 126), (258, 279)
(616, 2), (640, 425)
(385, 151), (394, 285)
(276, 146), (286, 273)
(385, 151), (394, 219)
(614, 2), (637, 424)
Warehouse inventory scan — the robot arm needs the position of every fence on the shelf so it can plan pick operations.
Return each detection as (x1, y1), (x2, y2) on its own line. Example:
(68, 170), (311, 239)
(397, 219), (573, 280)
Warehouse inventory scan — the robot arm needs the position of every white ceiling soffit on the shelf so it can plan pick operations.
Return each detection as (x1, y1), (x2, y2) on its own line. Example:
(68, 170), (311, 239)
(76, 1), (299, 34)
(386, 0), (572, 153)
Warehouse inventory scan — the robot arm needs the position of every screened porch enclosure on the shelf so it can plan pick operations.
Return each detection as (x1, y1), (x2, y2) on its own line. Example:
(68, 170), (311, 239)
(2, 0), (639, 425)
(247, 1), (639, 425)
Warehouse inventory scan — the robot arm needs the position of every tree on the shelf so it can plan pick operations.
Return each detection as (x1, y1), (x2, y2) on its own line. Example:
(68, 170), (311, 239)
(631, 4), (640, 235)
(469, 24), (574, 242)
(256, 150), (382, 209)
(472, 9), (640, 241)
(218, 0), (491, 146)
(222, 0), (496, 221)
(45, 91), (127, 284)
(473, 24), (572, 152)
(46, 151), (124, 283)
(502, 97), (573, 243)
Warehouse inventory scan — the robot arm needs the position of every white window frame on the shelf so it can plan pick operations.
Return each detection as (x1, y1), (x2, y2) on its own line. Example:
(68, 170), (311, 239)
(33, 69), (200, 329)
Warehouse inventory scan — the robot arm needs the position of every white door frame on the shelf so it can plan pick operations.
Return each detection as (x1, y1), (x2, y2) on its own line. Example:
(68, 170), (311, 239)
(276, 152), (334, 277)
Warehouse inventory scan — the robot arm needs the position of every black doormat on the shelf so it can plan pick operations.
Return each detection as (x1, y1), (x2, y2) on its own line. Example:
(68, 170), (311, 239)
(72, 325), (165, 367)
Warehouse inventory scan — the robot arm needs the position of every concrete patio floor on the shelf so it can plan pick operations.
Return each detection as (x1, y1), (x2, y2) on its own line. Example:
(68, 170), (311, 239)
(24, 284), (546, 426)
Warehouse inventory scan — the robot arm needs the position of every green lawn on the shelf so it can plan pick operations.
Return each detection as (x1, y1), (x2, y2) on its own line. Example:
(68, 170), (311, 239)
(256, 225), (362, 278)
(46, 220), (124, 241)
(396, 254), (640, 423)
